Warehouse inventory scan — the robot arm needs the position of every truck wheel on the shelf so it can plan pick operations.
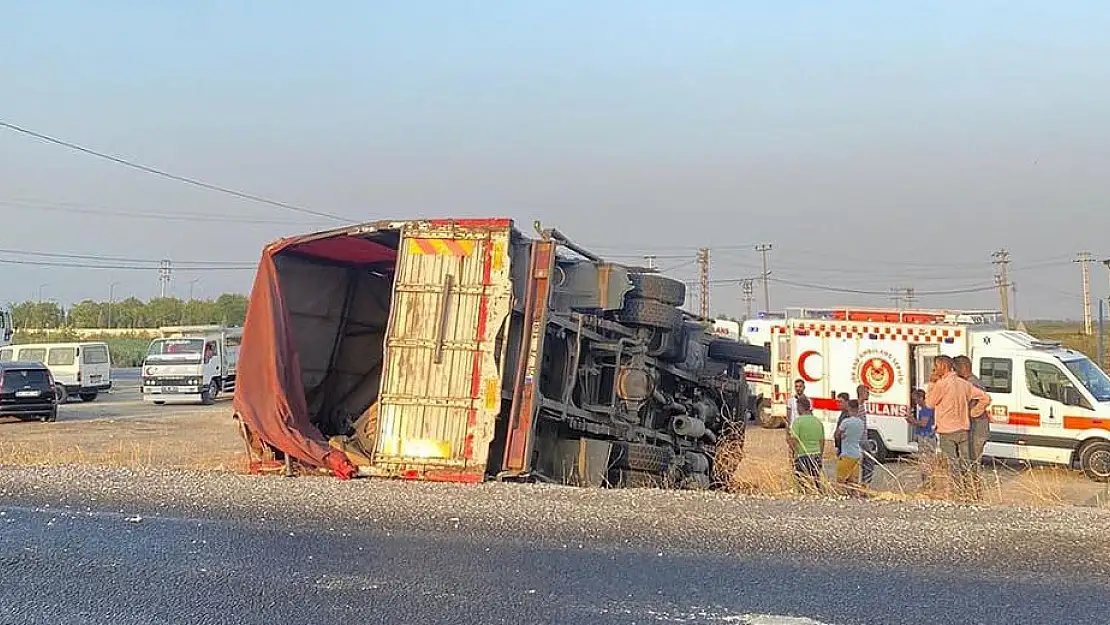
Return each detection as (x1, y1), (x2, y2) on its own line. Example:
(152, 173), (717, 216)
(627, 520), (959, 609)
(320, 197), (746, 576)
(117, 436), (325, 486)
(627, 273), (686, 307)
(79, 391), (98, 402)
(618, 298), (682, 329)
(201, 380), (219, 405)
(54, 383), (68, 405)
(707, 338), (770, 368)
(1078, 439), (1110, 482)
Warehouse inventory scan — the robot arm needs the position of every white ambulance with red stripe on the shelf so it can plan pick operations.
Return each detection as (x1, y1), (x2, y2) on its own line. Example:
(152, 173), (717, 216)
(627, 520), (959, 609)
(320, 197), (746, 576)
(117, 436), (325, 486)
(768, 307), (1110, 481)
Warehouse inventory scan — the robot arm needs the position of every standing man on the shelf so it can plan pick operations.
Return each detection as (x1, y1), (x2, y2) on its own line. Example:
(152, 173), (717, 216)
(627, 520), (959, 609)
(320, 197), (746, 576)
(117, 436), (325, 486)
(787, 397), (825, 493)
(953, 356), (989, 463)
(785, 378), (807, 426)
(925, 355), (990, 498)
(856, 384), (875, 488)
(833, 392), (852, 455)
(835, 399), (866, 496)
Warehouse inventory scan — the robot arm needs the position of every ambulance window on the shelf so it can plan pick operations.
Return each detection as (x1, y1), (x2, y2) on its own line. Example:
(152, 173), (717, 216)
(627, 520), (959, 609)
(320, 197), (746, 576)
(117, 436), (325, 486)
(1024, 360), (1080, 405)
(979, 357), (1012, 394)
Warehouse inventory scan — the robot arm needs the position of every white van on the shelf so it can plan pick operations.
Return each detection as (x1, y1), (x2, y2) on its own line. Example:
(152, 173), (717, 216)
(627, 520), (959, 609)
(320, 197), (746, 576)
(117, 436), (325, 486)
(0, 342), (112, 403)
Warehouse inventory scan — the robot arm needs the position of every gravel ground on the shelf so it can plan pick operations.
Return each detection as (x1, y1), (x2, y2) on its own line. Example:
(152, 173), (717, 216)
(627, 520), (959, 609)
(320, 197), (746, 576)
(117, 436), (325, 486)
(3, 466), (1109, 624)
(3, 465), (1109, 577)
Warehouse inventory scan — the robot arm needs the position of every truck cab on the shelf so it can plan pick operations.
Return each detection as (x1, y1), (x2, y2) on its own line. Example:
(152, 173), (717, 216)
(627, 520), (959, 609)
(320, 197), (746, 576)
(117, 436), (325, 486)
(142, 326), (241, 405)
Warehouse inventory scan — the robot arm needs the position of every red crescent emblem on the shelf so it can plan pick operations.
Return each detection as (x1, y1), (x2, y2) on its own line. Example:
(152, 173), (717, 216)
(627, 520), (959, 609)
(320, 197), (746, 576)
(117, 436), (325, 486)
(797, 350), (821, 383)
(859, 357), (896, 394)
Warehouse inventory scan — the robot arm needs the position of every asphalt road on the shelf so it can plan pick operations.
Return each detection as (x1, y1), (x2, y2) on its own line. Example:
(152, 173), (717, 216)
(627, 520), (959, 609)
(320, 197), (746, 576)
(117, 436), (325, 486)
(2, 467), (1108, 625)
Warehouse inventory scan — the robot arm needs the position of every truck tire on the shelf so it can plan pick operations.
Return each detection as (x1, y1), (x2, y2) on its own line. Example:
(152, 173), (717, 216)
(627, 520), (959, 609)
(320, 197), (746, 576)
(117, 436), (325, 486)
(201, 380), (219, 405)
(707, 338), (770, 368)
(618, 298), (682, 330)
(627, 273), (686, 307)
(79, 391), (98, 402)
(1078, 439), (1110, 482)
(54, 383), (68, 405)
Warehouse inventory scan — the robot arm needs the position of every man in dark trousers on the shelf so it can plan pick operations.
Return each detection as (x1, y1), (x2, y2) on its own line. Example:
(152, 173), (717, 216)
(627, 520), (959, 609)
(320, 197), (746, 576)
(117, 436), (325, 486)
(856, 384), (875, 488)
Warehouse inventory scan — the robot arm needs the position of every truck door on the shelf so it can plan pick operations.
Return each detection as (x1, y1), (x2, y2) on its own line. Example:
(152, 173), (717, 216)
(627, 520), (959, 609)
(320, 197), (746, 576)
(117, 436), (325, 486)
(373, 221), (514, 481)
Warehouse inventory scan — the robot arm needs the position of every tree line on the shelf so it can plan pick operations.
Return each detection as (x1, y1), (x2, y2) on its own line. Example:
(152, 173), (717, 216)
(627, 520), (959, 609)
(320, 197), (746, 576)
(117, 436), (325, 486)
(8, 294), (249, 329)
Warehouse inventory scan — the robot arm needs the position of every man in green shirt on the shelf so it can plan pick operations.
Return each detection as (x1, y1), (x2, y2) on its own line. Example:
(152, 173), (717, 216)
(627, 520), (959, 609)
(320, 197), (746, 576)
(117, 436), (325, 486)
(787, 396), (826, 493)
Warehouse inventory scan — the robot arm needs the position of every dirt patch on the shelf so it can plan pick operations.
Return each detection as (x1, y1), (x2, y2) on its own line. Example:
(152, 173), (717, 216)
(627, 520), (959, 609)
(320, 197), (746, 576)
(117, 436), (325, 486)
(0, 407), (245, 472)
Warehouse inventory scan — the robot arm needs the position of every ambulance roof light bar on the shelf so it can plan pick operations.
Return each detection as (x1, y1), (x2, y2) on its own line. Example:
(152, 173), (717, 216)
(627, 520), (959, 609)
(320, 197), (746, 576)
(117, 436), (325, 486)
(783, 307), (1003, 326)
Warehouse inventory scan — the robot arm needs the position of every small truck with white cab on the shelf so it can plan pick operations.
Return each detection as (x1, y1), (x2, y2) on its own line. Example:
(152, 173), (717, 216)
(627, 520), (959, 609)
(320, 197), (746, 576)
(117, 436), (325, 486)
(141, 325), (242, 405)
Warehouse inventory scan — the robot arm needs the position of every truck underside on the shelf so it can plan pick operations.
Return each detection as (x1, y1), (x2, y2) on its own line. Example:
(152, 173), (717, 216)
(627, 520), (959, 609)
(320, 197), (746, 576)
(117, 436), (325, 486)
(233, 220), (769, 488)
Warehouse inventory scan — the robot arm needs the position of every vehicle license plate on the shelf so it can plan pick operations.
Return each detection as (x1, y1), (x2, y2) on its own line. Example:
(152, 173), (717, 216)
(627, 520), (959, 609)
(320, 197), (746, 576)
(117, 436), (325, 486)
(15, 390), (40, 397)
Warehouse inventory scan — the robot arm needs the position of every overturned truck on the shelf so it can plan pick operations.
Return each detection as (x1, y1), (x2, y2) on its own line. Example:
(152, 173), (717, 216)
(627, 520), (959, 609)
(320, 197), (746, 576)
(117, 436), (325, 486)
(233, 219), (769, 487)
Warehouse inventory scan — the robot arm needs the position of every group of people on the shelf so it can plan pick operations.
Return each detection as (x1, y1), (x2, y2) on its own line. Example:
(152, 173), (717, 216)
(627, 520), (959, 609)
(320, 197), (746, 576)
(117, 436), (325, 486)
(785, 379), (876, 496)
(783, 354), (992, 499)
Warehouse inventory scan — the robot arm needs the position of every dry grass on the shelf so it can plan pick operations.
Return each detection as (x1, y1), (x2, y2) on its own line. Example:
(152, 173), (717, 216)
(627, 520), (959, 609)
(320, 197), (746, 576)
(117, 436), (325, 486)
(714, 427), (1105, 507)
(0, 438), (246, 473)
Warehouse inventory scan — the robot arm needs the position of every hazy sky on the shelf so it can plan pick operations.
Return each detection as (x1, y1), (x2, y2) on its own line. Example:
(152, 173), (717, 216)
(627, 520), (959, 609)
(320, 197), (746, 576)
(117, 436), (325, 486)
(3, 1), (1109, 319)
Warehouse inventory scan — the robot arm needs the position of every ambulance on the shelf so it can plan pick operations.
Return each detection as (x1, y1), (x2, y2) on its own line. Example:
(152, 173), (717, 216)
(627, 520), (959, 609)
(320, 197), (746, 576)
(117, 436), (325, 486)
(769, 307), (1110, 481)
(738, 315), (786, 427)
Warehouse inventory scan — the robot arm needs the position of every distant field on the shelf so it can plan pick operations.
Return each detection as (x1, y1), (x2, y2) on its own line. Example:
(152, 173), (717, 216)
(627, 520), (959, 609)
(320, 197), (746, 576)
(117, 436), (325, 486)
(1026, 321), (1106, 367)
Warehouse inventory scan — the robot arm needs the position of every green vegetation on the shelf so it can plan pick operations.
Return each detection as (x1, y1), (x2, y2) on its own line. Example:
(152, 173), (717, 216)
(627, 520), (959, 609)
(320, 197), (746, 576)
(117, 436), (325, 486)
(7, 294), (248, 330)
(1026, 321), (1106, 367)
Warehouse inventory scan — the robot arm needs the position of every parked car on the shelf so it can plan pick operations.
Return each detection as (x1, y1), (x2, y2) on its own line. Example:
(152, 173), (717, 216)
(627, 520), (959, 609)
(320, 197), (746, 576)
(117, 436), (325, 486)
(0, 361), (58, 422)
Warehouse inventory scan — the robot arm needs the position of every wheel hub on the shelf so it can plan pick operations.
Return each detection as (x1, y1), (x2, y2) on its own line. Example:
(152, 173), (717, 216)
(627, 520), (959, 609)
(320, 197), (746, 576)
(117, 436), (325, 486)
(1088, 449), (1110, 478)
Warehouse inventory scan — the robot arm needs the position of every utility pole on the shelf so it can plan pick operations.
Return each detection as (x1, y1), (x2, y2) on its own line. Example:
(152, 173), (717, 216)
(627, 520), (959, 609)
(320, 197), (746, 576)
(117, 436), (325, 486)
(107, 281), (119, 329)
(904, 287), (917, 308)
(889, 287), (904, 309)
(741, 279), (755, 319)
(1076, 252), (1094, 335)
(1010, 282), (1018, 323)
(991, 249), (1011, 329)
(159, 259), (172, 299)
(755, 243), (773, 312)
(644, 255), (657, 271)
(696, 248), (710, 318)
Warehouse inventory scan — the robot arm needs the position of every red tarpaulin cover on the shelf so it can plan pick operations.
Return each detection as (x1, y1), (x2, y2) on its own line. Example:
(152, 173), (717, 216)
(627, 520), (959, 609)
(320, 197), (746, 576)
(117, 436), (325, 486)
(232, 231), (397, 473)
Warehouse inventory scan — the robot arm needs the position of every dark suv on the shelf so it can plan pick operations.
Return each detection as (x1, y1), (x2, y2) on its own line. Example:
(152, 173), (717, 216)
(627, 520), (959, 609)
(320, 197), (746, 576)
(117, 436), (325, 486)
(0, 361), (58, 422)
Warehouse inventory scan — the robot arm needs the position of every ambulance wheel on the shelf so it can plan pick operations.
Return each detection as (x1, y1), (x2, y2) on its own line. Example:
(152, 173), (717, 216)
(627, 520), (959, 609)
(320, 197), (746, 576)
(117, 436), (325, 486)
(864, 431), (889, 462)
(1078, 439), (1110, 482)
(54, 383), (68, 405)
(757, 407), (784, 429)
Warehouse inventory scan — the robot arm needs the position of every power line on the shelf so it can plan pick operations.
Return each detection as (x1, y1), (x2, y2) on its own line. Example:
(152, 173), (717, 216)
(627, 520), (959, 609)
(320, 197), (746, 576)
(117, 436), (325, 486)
(700, 275), (996, 296)
(1, 198), (330, 226)
(0, 248), (248, 266)
(0, 257), (255, 271)
(0, 120), (353, 223)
